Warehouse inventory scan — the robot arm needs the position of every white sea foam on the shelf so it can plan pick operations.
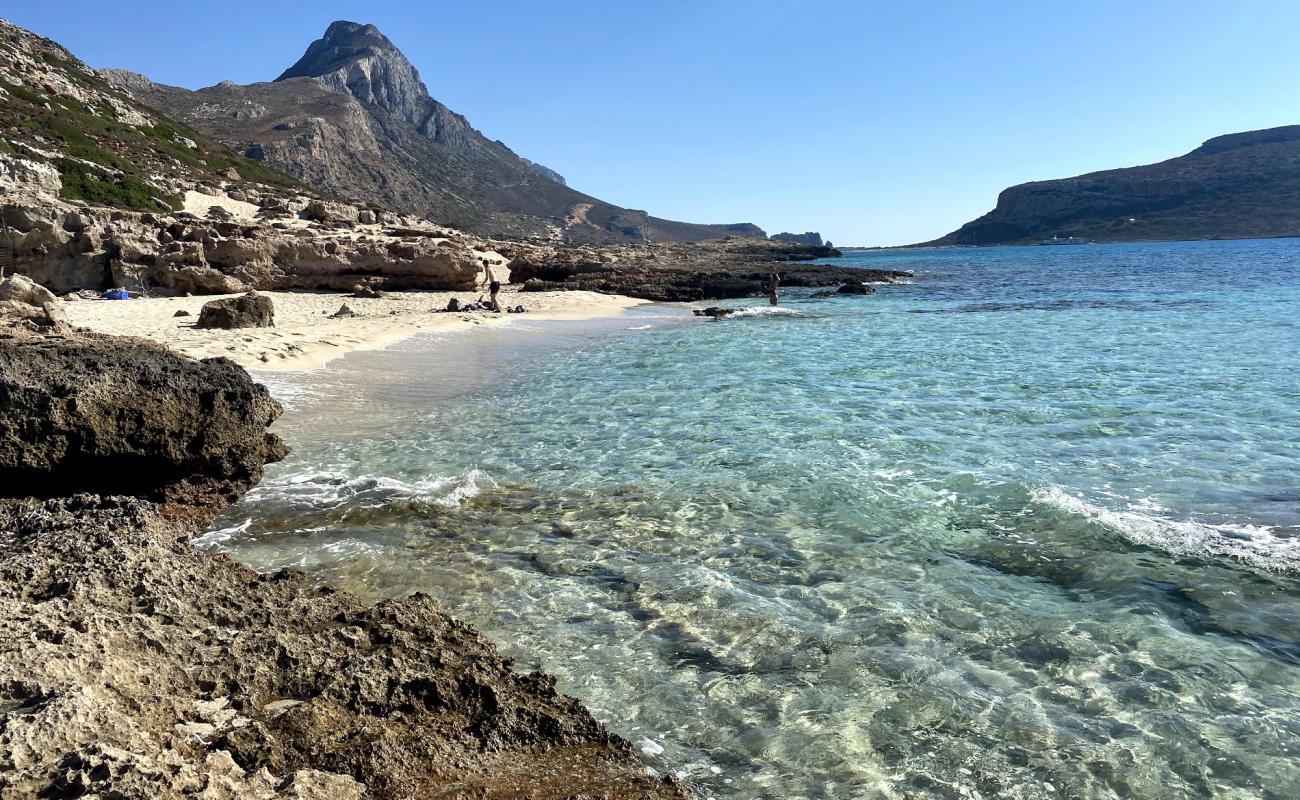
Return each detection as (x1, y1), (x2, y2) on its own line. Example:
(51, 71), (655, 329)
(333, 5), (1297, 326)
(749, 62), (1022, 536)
(1031, 486), (1300, 573)
(244, 373), (317, 410)
(191, 517), (253, 548)
(248, 468), (496, 512)
(727, 307), (806, 319)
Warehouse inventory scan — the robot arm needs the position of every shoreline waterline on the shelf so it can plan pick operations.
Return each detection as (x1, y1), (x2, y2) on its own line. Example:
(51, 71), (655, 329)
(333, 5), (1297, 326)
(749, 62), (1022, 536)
(63, 287), (656, 372)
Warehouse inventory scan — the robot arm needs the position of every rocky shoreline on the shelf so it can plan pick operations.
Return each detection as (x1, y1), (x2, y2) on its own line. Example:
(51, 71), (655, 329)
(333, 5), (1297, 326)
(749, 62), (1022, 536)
(3, 195), (908, 305)
(506, 238), (910, 302)
(0, 315), (685, 799)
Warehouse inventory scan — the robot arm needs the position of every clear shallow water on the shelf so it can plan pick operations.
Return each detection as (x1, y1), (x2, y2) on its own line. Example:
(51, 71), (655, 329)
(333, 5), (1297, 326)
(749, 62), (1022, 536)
(208, 239), (1300, 799)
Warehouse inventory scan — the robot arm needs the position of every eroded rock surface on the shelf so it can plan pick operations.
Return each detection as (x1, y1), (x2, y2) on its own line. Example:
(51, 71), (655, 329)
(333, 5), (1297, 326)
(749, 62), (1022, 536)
(506, 237), (909, 301)
(197, 291), (275, 329)
(0, 202), (484, 296)
(0, 497), (684, 799)
(0, 274), (56, 307)
(0, 321), (686, 799)
(0, 324), (286, 519)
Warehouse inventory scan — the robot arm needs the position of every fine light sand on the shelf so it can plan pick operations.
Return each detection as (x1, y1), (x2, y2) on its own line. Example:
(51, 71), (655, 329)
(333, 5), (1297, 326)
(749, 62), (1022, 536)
(64, 287), (649, 371)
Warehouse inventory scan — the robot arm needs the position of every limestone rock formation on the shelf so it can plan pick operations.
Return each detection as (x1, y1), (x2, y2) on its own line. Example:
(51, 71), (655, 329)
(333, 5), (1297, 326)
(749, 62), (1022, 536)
(771, 231), (825, 246)
(0, 154), (61, 199)
(0, 18), (309, 215)
(926, 125), (1300, 245)
(0, 326), (287, 519)
(506, 237), (893, 301)
(522, 158), (567, 185)
(0, 201), (484, 295)
(0, 274), (56, 307)
(197, 292), (275, 330)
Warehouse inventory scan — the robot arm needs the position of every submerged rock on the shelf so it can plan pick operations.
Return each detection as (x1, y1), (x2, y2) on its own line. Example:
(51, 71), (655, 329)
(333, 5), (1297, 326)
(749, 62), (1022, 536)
(197, 291), (275, 329)
(836, 281), (875, 295)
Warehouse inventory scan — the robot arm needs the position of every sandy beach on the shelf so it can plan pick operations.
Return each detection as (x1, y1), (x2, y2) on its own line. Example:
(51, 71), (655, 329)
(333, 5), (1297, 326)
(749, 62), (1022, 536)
(63, 287), (650, 371)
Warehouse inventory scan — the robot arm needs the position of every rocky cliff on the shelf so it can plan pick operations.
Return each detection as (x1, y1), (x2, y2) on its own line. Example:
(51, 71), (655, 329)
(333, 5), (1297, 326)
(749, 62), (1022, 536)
(926, 125), (1300, 245)
(1, 199), (493, 296)
(108, 20), (764, 243)
(771, 231), (824, 246)
(0, 315), (686, 799)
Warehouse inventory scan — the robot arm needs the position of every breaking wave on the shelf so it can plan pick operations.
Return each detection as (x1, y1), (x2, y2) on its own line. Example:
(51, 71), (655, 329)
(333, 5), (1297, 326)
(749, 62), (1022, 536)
(195, 468), (496, 546)
(1032, 486), (1300, 573)
(256, 468), (495, 510)
(725, 306), (809, 319)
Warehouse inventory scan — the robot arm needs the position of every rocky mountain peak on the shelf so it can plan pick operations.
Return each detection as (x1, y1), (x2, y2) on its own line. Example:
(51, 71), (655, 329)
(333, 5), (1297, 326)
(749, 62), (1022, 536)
(275, 20), (437, 132)
(277, 21), (398, 80)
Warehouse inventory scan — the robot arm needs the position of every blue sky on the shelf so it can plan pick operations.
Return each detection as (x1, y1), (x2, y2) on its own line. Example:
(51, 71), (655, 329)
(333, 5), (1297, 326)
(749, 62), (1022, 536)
(9, 1), (1299, 245)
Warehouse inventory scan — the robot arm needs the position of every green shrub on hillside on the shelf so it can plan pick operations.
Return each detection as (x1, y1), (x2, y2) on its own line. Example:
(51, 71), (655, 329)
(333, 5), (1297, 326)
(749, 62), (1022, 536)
(0, 80), (44, 106)
(57, 158), (178, 211)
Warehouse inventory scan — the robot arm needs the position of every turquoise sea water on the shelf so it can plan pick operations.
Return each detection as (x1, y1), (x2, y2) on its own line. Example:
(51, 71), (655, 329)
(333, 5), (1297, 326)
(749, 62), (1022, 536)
(208, 239), (1300, 799)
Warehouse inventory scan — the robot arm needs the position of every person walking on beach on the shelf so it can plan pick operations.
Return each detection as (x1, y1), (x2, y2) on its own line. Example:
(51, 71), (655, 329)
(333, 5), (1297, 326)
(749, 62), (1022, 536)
(483, 262), (501, 312)
(768, 272), (781, 306)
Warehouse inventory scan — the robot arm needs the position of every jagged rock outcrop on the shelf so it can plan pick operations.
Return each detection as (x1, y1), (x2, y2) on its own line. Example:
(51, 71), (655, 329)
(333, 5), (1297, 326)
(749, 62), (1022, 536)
(107, 20), (765, 243)
(0, 323), (686, 799)
(771, 231), (824, 246)
(276, 22), (465, 145)
(522, 158), (566, 185)
(836, 280), (875, 295)
(926, 125), (1300, 245)
(0, 155), (61, 199)
(0, 325), (287, 518)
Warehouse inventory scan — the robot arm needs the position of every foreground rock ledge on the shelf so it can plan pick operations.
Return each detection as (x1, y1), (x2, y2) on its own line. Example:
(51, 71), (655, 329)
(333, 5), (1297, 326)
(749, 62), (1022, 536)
(0, 324), (685, 799)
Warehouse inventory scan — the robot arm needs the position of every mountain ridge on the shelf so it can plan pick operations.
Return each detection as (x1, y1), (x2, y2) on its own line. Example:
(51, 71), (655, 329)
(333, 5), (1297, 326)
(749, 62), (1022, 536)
(923, 125), (1300, 246)
(108, 20), (765, 243)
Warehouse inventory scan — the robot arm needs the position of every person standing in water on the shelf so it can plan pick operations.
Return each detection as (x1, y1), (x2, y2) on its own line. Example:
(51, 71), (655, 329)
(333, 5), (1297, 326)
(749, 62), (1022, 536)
(768, 272), (781, 306)
(483, 262), (501, 312)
